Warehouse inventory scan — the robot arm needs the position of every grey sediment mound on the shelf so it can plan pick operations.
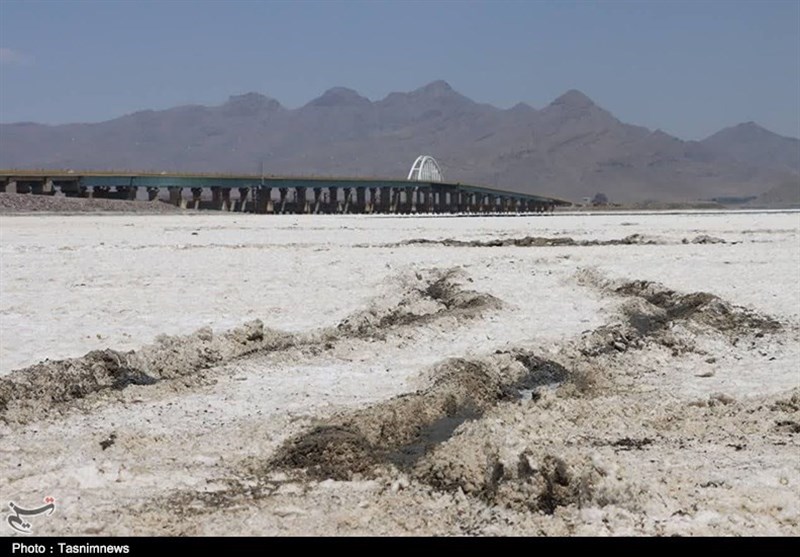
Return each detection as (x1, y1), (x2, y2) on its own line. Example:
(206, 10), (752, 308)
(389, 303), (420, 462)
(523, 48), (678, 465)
(575, 269), (783, 357)
(390, 234), (661, 248)
(412, 385), (800, 518)
(331, 269), (502, 337)
(0, 321), (293, 424)
(0, 192), (184, 214)
(0, 268), (502, 424)
(270, 351), (569, 481)
(266, 269), (790, 518)
(683, 234), (727, 244)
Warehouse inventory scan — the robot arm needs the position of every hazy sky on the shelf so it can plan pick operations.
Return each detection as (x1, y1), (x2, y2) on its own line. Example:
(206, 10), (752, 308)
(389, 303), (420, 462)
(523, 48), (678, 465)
(1, 0), (798, 139)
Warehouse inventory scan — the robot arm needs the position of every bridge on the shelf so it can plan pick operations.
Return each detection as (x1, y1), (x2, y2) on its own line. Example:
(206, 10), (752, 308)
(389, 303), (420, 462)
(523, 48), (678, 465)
(0, 157), (570, 214)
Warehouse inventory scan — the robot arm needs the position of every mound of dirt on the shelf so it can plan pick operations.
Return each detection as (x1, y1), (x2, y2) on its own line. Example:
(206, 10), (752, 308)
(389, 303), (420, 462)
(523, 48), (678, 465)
(270, 351), (569, 480)
(0, 267), (503, 424)
(0, 192), (184, 214)
(394, 234), (662, 248)
(0, 321), (294, 424)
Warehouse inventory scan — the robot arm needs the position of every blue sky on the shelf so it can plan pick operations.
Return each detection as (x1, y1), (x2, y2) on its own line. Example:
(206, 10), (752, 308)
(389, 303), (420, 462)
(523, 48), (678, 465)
(1, 0), (798, 139)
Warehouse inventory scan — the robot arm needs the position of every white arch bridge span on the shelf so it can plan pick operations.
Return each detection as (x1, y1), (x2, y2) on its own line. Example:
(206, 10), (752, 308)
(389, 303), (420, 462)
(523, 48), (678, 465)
(0, 159), (569, 214)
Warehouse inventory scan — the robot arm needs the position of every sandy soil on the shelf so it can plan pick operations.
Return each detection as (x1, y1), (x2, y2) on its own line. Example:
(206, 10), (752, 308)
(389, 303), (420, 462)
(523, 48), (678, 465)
(0, 210), (798, 536)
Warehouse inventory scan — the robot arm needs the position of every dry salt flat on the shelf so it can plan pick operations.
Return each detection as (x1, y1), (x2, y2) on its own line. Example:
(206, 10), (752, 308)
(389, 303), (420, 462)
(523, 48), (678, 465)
(0, 210), (798, 536)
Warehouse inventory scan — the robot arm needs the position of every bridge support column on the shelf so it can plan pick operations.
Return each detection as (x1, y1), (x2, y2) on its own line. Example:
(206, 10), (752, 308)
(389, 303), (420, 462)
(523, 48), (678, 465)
(421, 188), (431, 213)
(220, 188), (231, 211)
(29, 181), (46, 195)
(237, 187), (249, 212)
(327, 187), (338, 213)
(342, 187), (352, 214)
(116, 186), (137, 201)
(368, 187), (377, 213)
(254, 187), (271, 213)
(396, 189), (403, 214)
(12, 181), (31, 194)
(57, 182), (83, 197)
(168, 187), (182, 207)
(313, 187), (323, 214)
(278, 188), (288, 214)
(380, 188), (391, 213)
(146, 187), (159, 201)
(190, 188), (203, 209)
(296, 187), (308, 214)
(253, 186), (272, 215)
(356, 187), (366, 213)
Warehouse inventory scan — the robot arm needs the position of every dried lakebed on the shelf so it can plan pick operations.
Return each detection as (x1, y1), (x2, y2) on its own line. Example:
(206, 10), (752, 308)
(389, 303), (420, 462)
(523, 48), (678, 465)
(0, 211), (798, 535)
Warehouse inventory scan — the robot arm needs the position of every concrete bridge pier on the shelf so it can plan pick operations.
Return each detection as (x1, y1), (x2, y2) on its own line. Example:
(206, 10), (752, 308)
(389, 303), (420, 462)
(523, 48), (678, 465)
(342, 187), (352, 214)
(326, 187), (337, 213)
(58, 182), (85, 197)
(218, 188), (230, 211)
(407, 188), (416, 213)
(380, 188), (391, 213)
(237, 187), (249, 212)
(420, 187), (430, 213)
(190, 188), (203, 209)
(394, 189), (402, 214)
(278, 188), (288, 214)
(254, 187), (271, 213)
(356, 187), (366, 213)
(312, 187), (323, 214)
(434, 191), (444, 213)
(117, 186), (137, 200)
(450, 192), (458, 213)
(368, 187), (377, 213)
(88, 186), (104, 199)
(30, 180), (50, 195)
(398, 189), (408, 214)
(408, 187), (417, 213)
(296, 187), (308, 214)
(146, 187), (159, 201)
(167, 187), (183, 207)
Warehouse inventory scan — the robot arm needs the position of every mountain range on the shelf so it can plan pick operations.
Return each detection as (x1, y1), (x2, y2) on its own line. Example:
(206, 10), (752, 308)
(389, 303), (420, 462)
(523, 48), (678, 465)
(1, 80), (798, 203)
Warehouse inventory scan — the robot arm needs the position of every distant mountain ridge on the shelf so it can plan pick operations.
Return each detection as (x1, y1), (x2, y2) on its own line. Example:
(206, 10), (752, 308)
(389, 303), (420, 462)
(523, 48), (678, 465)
(1, 81), (798, 203)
